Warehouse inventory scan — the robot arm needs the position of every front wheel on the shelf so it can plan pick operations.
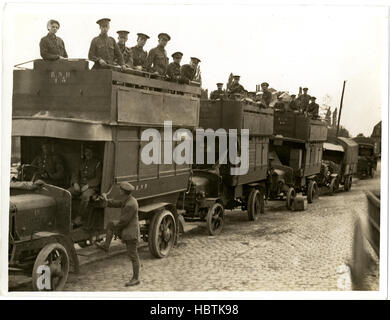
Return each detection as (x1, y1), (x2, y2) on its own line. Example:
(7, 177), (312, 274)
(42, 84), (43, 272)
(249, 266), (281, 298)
(344, 175), (353, 192)
(329, 177), (337, 195)
(148, 209), (177, 258)
(307, 180), (318, 203)
(32, 242), (70, 291)
(206, 203), (224, 235)
(247, 189), (264, 221)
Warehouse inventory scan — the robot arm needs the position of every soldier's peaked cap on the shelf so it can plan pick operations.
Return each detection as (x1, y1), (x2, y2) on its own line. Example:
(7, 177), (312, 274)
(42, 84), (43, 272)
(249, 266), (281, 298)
(311, 96), (316, 100)
(158, 33), (171, 40)
(120, 182), (135, 192)
(117, 30), (129, 36)
(303, 87), (308, 90)
(217, 82), (223, 86)
(172, 52), (183, 58)
(261, 82), (269, 87)
(47, 19), (60, 29)
(96, 18), (111, 26)
(233, 75), (240, 79)
(137, 33), (150, 39)
(191, 57), (201, 63)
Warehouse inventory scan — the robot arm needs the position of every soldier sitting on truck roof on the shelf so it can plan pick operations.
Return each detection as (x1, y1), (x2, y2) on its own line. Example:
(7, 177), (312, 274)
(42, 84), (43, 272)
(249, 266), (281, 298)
(40, 19), (68, 61)
(210, 83), (227, 100)
(145, 33), (170, 76)
(68, 145), (102, 225)
(29, 141), (66, 187)
(88, 18), (125, 70)
(259, 82), (272, 107)
(166, 51), (183, 81)
(307, 96), (320, 119)
(130, 33), (150, 71)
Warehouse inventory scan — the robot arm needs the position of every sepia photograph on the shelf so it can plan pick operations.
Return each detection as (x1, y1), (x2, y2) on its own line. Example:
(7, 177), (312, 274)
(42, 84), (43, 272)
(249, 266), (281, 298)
(0, 0), (388, 299)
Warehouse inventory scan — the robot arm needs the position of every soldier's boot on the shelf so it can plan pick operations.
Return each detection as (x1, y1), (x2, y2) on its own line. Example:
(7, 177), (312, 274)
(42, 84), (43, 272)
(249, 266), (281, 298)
(125, 263), (140, 287)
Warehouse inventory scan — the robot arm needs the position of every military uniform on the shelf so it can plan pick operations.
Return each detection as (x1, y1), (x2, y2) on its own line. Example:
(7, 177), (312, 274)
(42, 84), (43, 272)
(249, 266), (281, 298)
(288, 99), (299, 111)
(307, 101), (319, 118)
(229, 82), (245, 95)
(130, 45), (148, 68)
(210, 89), (226, 100)
(167, 62), (181, 81)
(145, 46), (169, 75)
(274, 101), (285, 111)
(116, 43), (133, 67)
(180, 64), (196, 84)
(298, 93), (311, 112)
(261, 90), (272, 107)
(39, 33), (68, 60)
(69, 157), (102, 220)
(97, 182), (140, 286)
(31, 152), (65, 187)
(88, 34), (124, 69)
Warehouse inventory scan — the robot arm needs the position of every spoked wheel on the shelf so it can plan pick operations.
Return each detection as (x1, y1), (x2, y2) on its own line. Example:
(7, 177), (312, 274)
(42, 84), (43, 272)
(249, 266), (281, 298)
(344, 175), (353, 191)
(307, 180), (318, 203)
(149, 209), (177, 258)
(32, 243), (70, 291)
(286, 187), (296, 210)
(247, 189), (264, 221)
(206, 203), (224, 235)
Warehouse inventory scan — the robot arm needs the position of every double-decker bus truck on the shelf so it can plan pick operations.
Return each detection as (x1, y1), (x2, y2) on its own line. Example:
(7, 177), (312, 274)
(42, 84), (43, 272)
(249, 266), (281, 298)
(178, 99), (273, 235)
(269, 111), (328, 209)
(9, 59), (200, 290)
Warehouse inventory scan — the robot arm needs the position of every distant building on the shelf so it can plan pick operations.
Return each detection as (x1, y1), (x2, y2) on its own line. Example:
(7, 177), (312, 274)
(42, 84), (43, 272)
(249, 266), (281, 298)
(371, 121), (382, 155)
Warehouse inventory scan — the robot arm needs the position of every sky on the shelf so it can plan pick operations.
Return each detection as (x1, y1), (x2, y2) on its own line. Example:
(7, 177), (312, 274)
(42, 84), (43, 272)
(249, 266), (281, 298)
(3, 1), (388, 137)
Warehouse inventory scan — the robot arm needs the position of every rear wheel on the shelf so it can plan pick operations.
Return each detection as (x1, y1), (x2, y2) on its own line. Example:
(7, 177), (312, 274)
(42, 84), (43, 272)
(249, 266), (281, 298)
(32, 242), (70, 291)
(206, 203), (224, 235)
(247, 189), (263, 221)
(307, 180), (318, 203)
(148, 209), (176, 258)
(344, 175), (353, 191)
(286, 187), (296, 210)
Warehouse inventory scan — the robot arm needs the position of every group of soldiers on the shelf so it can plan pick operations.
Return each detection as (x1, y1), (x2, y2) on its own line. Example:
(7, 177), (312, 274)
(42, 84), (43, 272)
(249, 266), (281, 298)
(40, 18), (201, 83)
(210, 79), (320, 119)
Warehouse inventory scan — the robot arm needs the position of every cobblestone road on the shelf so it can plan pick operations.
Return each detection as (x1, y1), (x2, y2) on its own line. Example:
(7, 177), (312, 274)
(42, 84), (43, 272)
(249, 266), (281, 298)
(59, 169), (380, 292)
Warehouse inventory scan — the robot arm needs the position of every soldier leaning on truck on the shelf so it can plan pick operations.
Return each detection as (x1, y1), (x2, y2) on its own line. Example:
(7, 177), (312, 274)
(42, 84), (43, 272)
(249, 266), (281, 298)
(96, 182), (141, 287)
(68, 145), (102, 225)
(167, 51), (183, 81)
(88, 18), (125, 70)
(115, 30), (133, 68)
(130, 33), (150, 70)
(39, 19), (68, 60)
(145, 33), (170, 75)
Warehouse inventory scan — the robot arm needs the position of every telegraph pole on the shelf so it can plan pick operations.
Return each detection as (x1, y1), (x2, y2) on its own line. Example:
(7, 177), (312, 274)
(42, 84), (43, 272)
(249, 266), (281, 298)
(336, 80), (347, 136)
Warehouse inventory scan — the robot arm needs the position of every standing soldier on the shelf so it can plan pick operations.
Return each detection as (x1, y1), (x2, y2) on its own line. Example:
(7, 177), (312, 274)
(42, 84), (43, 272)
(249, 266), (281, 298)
(307, 96), (320, 118)
(297, 87), (311, 113)
(288, 94), (299, 112)
(167, 51), (183, 81)
(96, 182), (141, 287)
(274, 95), (285, 112)
(88, 18), (125, 70)
(260, 82), (272, 107)
(115, 30), (133, 68)
(145, 33), (170, 75)
(210, 83), (226, 100)
(68, 145), (102, 225)
(40, 19), (68, 60)
(192, 57), (202, 84)
(228, 75), (246, 97)
(130, 33), (150, 70)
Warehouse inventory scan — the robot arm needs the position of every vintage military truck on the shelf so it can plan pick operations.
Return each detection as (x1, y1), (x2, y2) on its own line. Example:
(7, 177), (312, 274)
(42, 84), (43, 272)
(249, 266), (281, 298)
(269, 111), (328, 209)
(353, 136), (377, 179)
(316, 137), (358, 194)
(9, 59), (200, 290)
(178, 100), (273, 235)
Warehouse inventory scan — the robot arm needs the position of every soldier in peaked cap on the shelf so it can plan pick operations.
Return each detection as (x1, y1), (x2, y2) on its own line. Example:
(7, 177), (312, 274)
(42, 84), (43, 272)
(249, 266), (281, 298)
(96, 182), (141, 287)
(40, 19), (68, 60)
(210, 83), (227, 100)
(115, 30), (133, 68)
(297, 87), (311, 113)
(191, 57), (202, 84)
(145, 33), (171, 75)
(288, 94), (299, 112)
(260, 82), (272, 107)
(167, 51), (183, 81)
(88, 18), (125, 70)
(180, 56), (201, 84)
(307, 96), (319, 118)
(130, 33), (150, 70)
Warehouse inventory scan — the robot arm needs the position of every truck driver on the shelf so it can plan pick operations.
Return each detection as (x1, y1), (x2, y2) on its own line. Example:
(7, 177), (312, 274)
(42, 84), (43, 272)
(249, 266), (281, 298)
(68, 145), (102, 225)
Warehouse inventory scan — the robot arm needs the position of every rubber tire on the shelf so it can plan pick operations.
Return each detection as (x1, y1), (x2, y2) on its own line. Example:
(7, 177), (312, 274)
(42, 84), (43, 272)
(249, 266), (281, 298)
(286, 187), (296, 210)
(32, 242), (70, 291)
(307, 180), (318, 204)
(247, 189), (263, 221)
(148, 209), (176, 259)
(329, 177), (337, 195)
(344, 175), (353, 192)
(206, 203), (224, 236)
